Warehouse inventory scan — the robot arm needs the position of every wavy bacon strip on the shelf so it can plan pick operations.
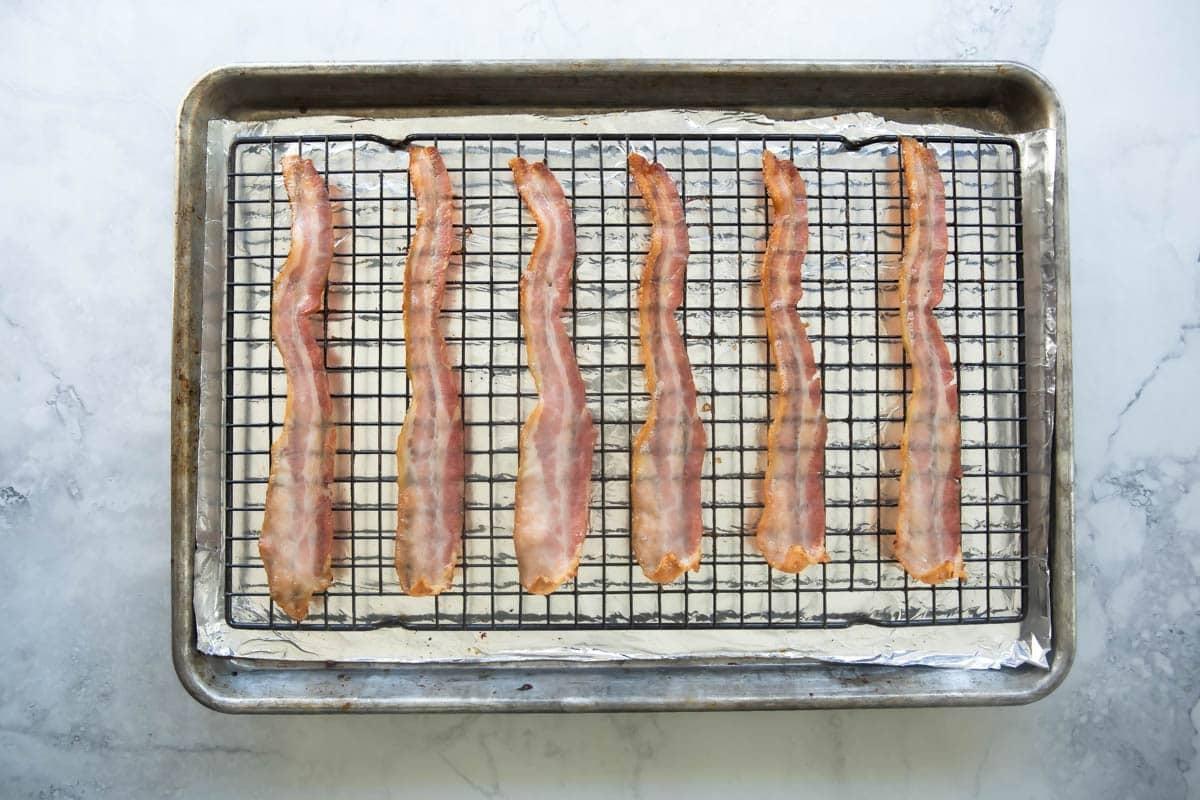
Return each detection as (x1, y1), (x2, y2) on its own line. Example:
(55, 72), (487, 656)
(755, 151), (829, 572)
(509, 158), (596, 594)
(627, 153), (706, 584)
(259, 156), (335, 621)
(894, 138), (965, 585)
(394, 146), (464, 596)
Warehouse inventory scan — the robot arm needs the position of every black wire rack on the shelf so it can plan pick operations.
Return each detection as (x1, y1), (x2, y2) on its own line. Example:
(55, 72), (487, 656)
(223, 131), (1029, 631)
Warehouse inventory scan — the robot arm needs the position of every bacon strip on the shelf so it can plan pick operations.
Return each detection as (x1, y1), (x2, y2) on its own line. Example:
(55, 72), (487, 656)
(627, 153), (706, 583)
(755, 151), (829, 572)
(259, 156), (335, 621)
(509, 158), (597, 594)
(894, 138), (965, 585)
(394, 146), (465, 596)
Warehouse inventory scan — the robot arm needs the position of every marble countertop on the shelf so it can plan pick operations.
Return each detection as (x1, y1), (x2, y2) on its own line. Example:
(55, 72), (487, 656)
(2, 1), (1197, 797)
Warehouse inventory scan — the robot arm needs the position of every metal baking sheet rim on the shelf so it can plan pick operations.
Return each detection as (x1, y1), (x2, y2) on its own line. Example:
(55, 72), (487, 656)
(170, 60), (1074, 712)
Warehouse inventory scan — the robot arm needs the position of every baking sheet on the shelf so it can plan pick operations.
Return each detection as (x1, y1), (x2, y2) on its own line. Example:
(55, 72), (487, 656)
(193, 109), (1056, 669)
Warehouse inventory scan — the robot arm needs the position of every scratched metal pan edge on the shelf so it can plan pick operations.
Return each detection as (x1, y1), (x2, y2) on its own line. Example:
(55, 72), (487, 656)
(171, 60), (1073, 713)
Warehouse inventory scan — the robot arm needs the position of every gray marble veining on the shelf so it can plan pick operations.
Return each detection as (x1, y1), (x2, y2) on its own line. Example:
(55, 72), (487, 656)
(1, 0), (1197, 798)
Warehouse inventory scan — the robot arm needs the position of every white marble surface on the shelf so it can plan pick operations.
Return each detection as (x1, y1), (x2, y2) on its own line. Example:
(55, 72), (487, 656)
(1, 1), (1197, 797)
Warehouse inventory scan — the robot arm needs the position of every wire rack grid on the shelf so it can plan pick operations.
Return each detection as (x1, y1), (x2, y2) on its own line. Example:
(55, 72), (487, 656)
(222, 130), (1029, 631)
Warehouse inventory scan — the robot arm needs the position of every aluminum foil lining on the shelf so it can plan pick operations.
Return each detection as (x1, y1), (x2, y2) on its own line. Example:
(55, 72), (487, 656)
(192, 109), (1056, 669)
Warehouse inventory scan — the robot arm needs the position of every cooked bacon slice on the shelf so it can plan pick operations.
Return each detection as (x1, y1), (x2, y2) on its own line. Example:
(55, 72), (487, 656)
(894, 138), (965, 585)
(259, 156), (335, 621)
(627, 153), (706, 583)
(755, 151), (829, 572)
(509, 158), (597, 594)
(394, 146), (465, 596)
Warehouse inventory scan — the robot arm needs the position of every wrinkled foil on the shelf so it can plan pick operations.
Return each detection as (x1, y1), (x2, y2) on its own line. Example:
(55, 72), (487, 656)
(194, 110), (1056, 669)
